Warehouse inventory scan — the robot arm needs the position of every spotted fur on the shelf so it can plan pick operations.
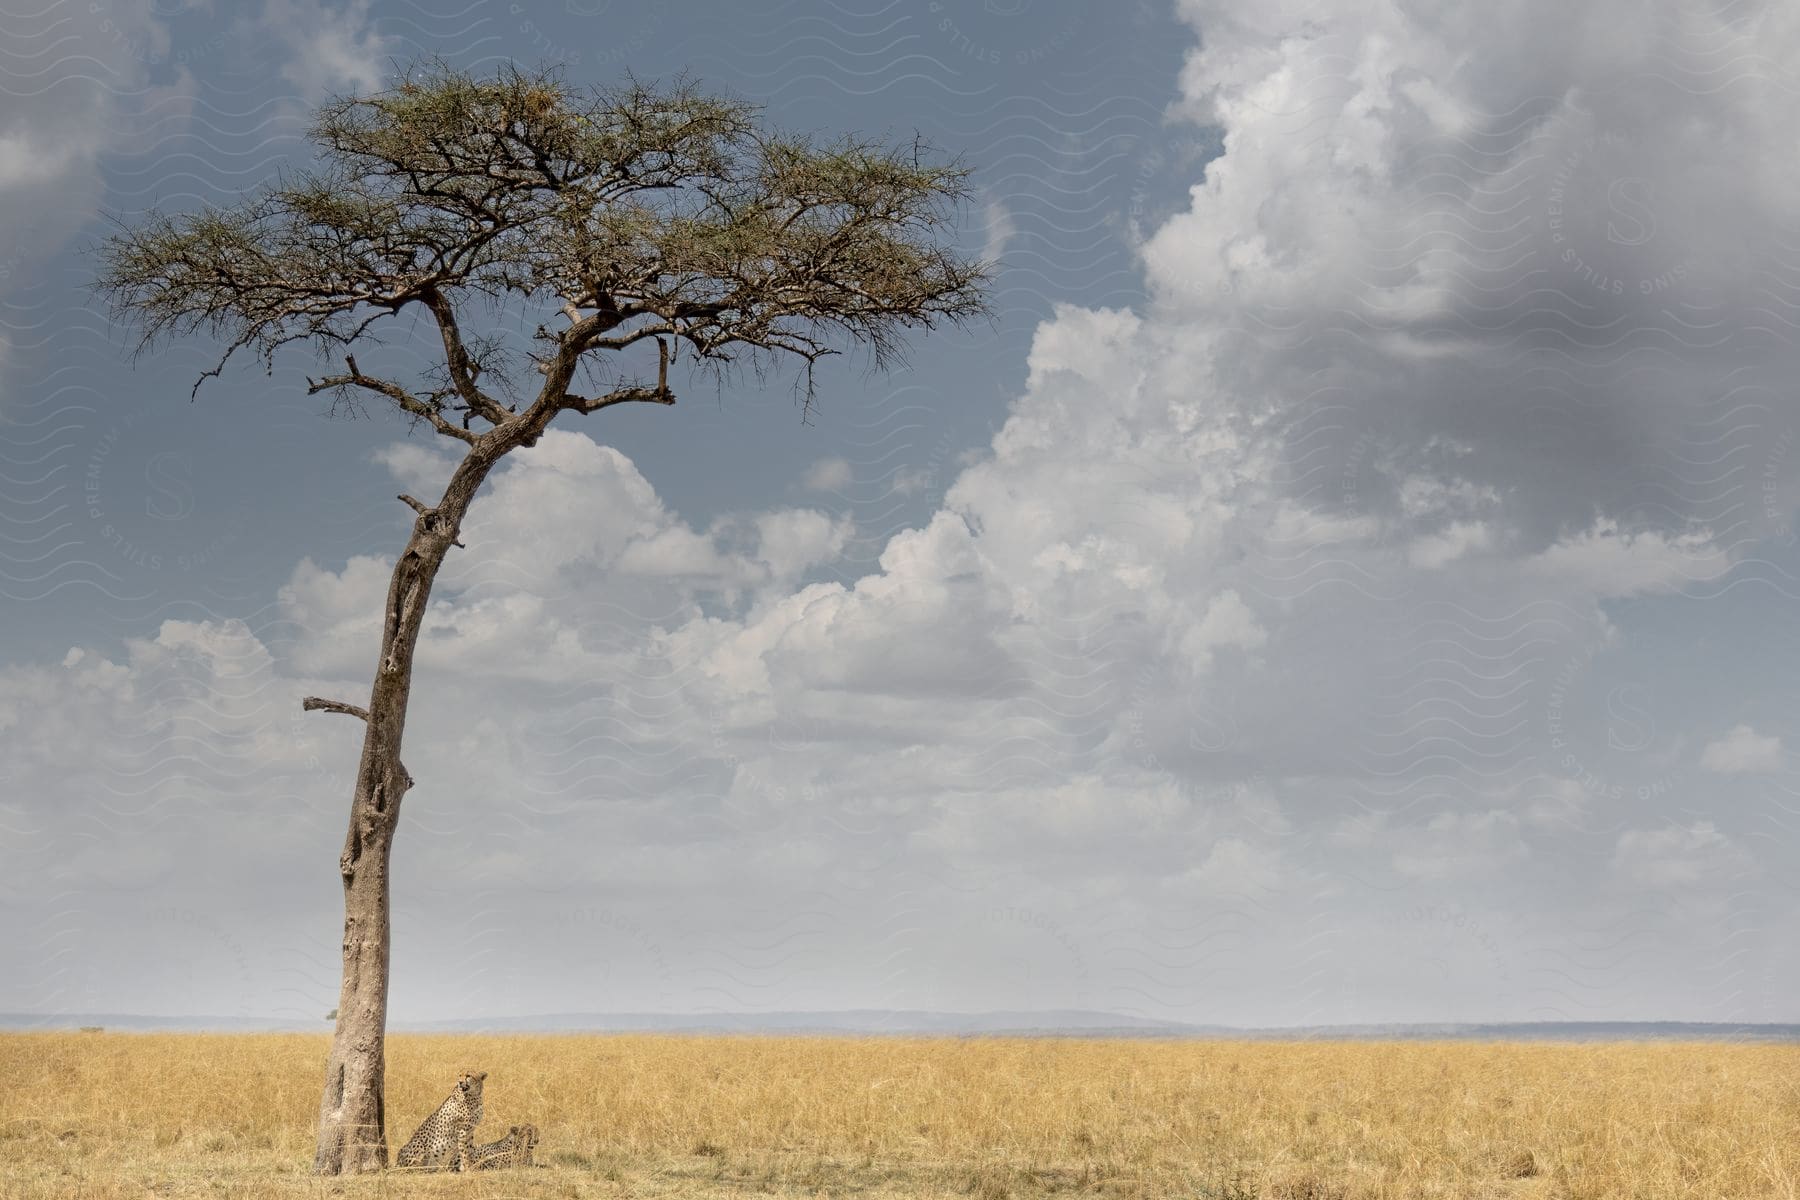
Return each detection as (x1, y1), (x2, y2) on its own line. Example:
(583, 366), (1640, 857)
(470, 1122), (538, 1170)
(394, 1070), (486, 1171)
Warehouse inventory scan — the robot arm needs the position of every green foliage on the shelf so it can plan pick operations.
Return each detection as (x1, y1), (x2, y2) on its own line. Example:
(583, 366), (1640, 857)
(95, 59), (990, 417)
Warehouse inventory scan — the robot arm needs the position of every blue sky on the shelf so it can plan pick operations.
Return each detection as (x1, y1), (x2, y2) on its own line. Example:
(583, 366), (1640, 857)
(3, 0), (1797, 1028)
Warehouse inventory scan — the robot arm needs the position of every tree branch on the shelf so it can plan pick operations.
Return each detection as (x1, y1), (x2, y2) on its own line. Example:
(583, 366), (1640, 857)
(302, 697), (414, 792)
(565, 387), (676, 415)
(420, 288), (513, 428)
(588, 321), (680, 352)
(307, 356), (480, 445)
(396, 494), (465, 546)
(564, 339), (675, 414)
(303, 697), (371, 721)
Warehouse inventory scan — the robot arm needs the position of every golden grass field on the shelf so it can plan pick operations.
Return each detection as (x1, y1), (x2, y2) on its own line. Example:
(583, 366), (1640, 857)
(1, 1033), (1794, 1199)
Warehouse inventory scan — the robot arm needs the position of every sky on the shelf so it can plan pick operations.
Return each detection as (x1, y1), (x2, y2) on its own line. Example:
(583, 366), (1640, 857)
(2, 0), (1797, 1029)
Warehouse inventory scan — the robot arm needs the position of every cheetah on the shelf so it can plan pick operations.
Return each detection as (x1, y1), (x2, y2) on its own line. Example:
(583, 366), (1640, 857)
(393, 1070), (486, 1171)
(469, 1122), (538, 1170)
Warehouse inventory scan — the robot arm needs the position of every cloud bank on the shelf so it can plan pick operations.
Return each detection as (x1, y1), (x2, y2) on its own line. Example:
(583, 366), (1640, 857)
(6, 0), (1798, 1026)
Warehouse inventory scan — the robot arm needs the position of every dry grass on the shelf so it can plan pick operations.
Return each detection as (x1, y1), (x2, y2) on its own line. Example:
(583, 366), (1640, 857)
(1, 1032), (1795, 1199)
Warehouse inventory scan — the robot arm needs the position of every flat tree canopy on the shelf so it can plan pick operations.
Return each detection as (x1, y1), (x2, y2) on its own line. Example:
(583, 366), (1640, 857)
(94, 59), (989, 1176)
(99, 59), (988, 421)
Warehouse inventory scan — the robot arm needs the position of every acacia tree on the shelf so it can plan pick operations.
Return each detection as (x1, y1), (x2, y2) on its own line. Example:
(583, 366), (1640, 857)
(96, 61), (987, 1175)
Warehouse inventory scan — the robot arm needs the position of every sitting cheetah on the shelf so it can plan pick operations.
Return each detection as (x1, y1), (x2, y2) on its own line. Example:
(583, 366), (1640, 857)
(470, 1122), (538, 1170)
(393, 1070), (486, 1171)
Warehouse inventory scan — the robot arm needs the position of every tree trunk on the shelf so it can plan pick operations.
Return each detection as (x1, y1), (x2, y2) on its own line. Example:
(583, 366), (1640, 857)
(311, 807), (397, 1173)
(310, 547), (433, 1173)
(311, 427), (525, 1174)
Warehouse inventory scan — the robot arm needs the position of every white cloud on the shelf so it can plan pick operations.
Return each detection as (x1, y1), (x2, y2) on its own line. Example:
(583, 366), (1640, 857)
(261, 0), (387, 100)
(754, 509), (854, 580)
(0, 7), (192, 282)
(1521, 521), (1729, 600)
(1178, 590), (1265, 675)
(1407, 521), (1493, 570)
(1614, 822), (1757, 889)
(0, 125), (97, 193)
(445, 432), (673, 594)
(279, 555), (391, 677)
(1522, 778), (1590, 830)
(979, 194), (1017, 264)
(1169, 836), (1288, 897)
(802, 456), (853, 492)
(372, 443), (457, 495)
(919, 773), (1193, 861)
(616, 525), (735, 579)
(1390, 811), (1529, 882)
(750, 512), (1023, 701)
(1700, 725), (1784, 775)
(1, 617), (326, 787)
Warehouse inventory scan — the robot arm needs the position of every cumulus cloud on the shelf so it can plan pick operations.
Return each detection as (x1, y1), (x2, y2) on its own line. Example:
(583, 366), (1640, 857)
(802, 456), (854, 492)
(1390, 812), (1529, 883)
(0, 6), (194, 282)
(1614, 823), (1758, 889)
(1522, 778), (1590, 830)
(979, 193), (1018, 264)
(260, 0), (387, 99)
(1701, 725), (1784, 775)
(753, 509), (855, 580)
(1169, 836), (1288, 897)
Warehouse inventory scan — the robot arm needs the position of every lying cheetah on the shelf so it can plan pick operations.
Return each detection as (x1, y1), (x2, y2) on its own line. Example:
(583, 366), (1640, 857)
(470, 1122), (538, 1170)
(394, 1070), (486, 1171)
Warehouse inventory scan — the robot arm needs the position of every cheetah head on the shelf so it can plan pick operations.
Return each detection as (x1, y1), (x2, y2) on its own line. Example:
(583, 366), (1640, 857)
(457, 1070), (488, 1100)
(517, 1123), (539, 1149)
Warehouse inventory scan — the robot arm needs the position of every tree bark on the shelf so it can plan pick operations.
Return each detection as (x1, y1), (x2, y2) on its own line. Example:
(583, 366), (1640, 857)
(310, 424), (527, 1174)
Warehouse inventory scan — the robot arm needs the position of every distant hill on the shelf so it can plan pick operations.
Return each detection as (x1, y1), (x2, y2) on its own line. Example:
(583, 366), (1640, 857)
(0, 1009), (1203, 1036)
(408, 1008), (1211, 1035)
(0, 1013), (310, 1033)
(1237, 1021), (1800, 1042)
(4, 1010), (1796, 1040)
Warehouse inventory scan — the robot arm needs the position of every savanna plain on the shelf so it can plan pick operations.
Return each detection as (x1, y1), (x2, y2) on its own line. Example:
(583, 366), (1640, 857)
(1, 1032), (1793, 1200)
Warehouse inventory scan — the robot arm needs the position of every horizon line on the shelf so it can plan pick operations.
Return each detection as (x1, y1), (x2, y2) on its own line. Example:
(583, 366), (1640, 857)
(5, 1010), (1796, 1034)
